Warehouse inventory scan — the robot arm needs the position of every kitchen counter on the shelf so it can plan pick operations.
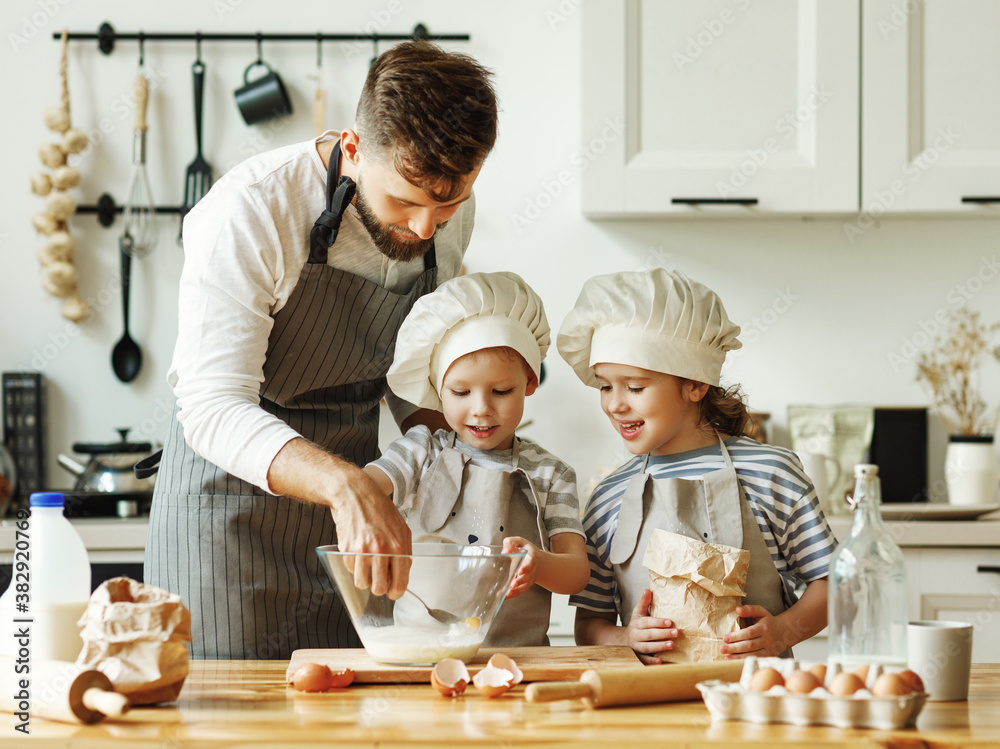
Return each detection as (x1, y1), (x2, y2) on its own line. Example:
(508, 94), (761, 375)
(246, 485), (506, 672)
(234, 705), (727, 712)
(826, 511), (1000, 547)
(2, 658), (998, 746)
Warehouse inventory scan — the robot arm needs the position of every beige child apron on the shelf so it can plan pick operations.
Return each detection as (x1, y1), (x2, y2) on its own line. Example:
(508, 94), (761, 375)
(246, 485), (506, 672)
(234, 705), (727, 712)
(608, 436), (787, 634)
(398, 433), (551, 646)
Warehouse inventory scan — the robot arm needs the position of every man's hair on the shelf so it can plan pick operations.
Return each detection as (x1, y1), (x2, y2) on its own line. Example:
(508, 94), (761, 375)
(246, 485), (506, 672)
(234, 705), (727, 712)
(355, 41), (499, 201)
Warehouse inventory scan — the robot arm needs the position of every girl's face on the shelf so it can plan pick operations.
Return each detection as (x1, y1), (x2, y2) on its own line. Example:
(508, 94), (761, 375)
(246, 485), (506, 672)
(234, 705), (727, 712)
(594, 363), (711, 456)
(440, 348), (537, 451)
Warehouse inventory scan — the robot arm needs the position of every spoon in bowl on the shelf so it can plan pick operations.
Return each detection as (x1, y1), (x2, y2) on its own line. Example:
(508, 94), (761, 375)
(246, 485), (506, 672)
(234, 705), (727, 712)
(404, 588), (464, 626)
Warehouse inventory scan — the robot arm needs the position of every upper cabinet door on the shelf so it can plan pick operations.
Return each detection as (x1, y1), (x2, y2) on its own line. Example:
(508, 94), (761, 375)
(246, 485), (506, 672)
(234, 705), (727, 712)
(863, 1), (1000, 213)
(582, 0), (859, 216)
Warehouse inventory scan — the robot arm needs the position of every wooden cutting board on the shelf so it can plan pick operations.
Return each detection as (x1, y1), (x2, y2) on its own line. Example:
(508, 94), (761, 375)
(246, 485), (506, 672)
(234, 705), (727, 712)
(286, 646), (642, 684)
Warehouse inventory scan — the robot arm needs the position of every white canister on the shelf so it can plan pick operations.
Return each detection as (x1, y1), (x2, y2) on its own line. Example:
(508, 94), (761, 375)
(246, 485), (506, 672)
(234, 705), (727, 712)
(945, 436), (999, 507)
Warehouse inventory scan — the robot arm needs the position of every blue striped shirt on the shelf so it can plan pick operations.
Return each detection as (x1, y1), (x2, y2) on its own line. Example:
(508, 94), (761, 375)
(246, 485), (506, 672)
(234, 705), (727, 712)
(570, 437), (836, 617)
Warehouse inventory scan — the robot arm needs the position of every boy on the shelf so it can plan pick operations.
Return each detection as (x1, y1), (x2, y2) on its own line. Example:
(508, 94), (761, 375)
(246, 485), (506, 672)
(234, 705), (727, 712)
(364, 271), (589, 646)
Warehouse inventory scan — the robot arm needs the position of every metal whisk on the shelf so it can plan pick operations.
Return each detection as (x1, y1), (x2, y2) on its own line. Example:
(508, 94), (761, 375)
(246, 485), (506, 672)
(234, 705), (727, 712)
(121, 72), (156, 258)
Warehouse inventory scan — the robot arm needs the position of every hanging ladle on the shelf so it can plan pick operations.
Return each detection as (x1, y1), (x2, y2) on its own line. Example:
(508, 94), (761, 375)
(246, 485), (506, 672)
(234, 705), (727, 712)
(111, 236), (142, 383)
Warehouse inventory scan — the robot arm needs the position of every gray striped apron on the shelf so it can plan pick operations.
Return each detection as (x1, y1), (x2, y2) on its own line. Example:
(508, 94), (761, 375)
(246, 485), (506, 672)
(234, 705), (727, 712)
(145, 142), (437, 659)
(397, 434), (551, 646)
(609, 436), (787, 636)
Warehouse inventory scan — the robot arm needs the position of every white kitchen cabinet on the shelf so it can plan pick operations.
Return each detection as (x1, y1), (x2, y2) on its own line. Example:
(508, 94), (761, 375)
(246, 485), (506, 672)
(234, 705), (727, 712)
(584, 0), (1000, 217)
(581, 0), (860, 216)
(862, 0), (1000, 214)
(911, 548), (1000, 664)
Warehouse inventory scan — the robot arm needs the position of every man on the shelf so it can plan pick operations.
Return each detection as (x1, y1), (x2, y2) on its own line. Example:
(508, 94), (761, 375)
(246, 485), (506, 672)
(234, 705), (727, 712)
(145, 42), (499, 659)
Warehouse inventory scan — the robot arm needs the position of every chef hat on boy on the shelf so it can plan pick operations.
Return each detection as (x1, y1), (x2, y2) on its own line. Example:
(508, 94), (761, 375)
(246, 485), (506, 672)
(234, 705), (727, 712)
(556, 268), (741, 388)
(388, 271), (550, 410)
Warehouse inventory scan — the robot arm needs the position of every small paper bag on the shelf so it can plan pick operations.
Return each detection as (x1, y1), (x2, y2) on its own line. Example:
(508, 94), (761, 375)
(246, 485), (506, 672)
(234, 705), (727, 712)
(76, 577), (192, 705)
(642, 528), (750, 663)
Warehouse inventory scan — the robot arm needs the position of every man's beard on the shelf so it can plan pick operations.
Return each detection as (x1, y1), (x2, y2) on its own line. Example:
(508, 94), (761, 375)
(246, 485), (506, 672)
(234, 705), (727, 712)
(354, 179), (440, 262)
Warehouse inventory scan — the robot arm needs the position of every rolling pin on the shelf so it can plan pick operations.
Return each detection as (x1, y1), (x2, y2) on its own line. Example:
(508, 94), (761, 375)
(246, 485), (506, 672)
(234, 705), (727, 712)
(525, 660), (743, 708)
(0, 656), (130, 724)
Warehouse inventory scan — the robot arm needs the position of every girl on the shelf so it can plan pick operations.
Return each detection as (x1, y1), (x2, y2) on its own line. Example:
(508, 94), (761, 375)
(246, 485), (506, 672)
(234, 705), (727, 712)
(557, 269), (835, 664)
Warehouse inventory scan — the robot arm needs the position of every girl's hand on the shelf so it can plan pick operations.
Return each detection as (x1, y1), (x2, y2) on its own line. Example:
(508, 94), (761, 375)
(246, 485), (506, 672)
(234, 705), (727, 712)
(502, 536), (539, 598)
(627, 589), (679, 665)
(721, 605), (791, 658)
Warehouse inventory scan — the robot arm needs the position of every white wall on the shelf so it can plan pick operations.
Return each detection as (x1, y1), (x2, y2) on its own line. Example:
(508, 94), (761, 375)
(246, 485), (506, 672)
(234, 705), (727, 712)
(3, 0), (999, 501)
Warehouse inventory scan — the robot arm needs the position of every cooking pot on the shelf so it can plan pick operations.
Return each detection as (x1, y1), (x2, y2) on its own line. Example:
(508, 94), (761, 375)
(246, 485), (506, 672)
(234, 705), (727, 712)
(57, 428), (157, 493)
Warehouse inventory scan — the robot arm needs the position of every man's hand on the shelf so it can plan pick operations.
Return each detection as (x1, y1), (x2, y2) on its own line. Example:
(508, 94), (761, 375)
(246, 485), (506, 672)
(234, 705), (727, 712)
(267, 438), (412, 598)
(627, 589), (679, 665)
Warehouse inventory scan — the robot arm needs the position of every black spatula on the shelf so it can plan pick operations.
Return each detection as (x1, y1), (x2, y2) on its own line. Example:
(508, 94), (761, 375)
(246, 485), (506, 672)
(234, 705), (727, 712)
(179, 59), (213, 240)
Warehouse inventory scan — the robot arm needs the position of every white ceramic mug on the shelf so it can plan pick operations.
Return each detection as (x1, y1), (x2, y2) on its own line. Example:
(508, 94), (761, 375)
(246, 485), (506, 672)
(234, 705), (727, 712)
(907, 620), (974, 701)
(797, 451), (842, 515)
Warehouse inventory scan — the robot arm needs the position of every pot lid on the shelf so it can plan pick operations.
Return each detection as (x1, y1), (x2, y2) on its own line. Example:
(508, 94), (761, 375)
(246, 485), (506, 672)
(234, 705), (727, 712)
(73, 427), (152, 455)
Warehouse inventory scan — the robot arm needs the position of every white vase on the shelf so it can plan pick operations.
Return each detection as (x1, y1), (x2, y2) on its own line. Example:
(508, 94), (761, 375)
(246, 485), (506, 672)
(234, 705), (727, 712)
(945, 436), (1000, 506)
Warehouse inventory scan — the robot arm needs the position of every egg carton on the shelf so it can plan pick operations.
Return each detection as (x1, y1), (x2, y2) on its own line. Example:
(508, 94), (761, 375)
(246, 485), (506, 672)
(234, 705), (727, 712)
(696, 657), (927, 730)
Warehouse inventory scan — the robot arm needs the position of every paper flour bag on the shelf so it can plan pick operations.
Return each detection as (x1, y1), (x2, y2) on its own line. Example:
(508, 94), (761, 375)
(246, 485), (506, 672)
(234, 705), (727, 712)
(76, 577), (191, 704)
(642, 528), (749, 662)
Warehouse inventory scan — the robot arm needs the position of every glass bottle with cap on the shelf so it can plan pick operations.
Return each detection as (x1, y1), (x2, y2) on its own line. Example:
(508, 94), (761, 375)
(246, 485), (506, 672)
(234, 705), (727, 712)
(0, 492), (91, 661)
(827, 464), (908, 668)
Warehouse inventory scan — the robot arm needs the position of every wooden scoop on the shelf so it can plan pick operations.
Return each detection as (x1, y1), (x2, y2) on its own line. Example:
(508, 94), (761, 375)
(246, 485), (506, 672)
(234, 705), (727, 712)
(525, 660), (743, 708)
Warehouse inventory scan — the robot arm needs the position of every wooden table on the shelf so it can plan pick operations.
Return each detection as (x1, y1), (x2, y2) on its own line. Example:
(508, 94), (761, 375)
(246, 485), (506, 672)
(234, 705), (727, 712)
(3, 660), (999, 747)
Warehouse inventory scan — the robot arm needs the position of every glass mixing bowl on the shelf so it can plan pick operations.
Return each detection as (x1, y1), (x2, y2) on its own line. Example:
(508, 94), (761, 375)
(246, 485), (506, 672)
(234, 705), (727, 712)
(317, 543), (525, 665)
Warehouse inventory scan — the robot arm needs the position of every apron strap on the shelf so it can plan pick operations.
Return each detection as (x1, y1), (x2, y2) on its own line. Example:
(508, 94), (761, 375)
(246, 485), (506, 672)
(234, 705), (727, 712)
(309, 140), (357, 265)
(417, 447), (468, 533)
(703, 434), (744, 550)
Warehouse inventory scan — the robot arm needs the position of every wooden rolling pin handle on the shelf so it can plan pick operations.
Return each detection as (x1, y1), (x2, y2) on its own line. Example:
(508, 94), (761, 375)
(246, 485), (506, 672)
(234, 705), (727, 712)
(525, 681), (594, 703)
(81, 688), (130, 718)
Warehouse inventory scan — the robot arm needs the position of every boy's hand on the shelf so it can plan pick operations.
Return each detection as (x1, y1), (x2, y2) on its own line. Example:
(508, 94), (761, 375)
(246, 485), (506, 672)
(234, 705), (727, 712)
(721, 605), (791, 658)
(502, 536), (539, 598)
(627, 589), (679, 665)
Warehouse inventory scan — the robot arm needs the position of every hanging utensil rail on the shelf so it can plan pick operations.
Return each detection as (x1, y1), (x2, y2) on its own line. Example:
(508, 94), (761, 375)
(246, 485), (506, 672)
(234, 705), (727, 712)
(53, 23), (469, 55)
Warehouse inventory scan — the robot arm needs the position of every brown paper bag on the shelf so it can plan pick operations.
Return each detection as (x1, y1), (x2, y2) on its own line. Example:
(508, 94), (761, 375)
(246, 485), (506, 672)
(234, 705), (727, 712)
(642, 528), (749, 663)
(76, 577), (192, 705)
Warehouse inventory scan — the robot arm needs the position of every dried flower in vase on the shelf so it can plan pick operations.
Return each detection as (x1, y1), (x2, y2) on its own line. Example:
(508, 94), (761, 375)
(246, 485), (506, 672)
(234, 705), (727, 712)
(915, 307), (1000, 436)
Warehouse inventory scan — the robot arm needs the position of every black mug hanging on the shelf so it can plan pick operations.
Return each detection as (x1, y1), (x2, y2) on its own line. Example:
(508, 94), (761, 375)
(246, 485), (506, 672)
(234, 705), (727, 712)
(234, 38), (292, 125)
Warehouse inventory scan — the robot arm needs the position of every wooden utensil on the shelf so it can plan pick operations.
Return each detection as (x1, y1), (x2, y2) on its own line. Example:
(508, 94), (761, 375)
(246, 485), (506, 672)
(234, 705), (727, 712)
(287, 645), (642, 684)
(525, 660), (744, 708)
(0, 656), (130, 724)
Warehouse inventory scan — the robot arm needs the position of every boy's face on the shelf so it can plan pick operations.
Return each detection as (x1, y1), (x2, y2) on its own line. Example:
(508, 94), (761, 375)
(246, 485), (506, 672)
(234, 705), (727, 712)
(440, 349), (537, 451)
(593, 362), (709, 456)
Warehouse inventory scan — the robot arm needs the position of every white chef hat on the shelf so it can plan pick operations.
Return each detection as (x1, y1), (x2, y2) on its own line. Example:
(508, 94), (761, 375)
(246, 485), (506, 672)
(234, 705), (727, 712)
(556, 268), (741, 388)
(388, 271), (550, 410)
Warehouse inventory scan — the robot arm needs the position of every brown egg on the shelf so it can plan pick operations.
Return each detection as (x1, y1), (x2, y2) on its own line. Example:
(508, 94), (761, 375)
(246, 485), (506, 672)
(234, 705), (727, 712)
(328, 668), (355, 689)
(808, 663), (828, 685)
(430, 659), (470, 697)
(785, 669), (822, 694)
(897, 669), (925, 694)
(748, 667), (785, 692)
(829, 671), (866, 697)
(872, 672), (909, 698)
(289, 663), (334, 692)
(851, 664), (870, 685)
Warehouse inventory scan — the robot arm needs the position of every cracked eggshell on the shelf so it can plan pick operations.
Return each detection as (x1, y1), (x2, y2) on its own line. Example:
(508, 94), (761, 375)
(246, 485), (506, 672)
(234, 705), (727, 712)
(289, 663), (334, 692)
(430, 658), (471, 697)
(472, 665), (515, 698)
(485, 654), (523, 685)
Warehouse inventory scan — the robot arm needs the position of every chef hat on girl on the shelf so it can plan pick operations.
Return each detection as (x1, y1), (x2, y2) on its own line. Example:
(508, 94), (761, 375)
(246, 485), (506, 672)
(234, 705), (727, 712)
(388, 271), (550, 410)
(556, 268), (741, 388)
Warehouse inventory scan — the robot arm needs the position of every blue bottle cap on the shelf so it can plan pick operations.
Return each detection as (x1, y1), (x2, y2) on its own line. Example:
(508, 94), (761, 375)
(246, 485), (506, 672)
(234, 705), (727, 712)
(29, 492), (66, 508)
